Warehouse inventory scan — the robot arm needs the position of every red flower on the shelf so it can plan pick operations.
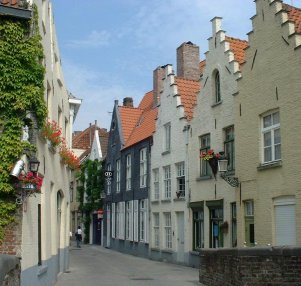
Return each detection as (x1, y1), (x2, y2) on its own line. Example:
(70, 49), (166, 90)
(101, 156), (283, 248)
(41, 119), (62, 146)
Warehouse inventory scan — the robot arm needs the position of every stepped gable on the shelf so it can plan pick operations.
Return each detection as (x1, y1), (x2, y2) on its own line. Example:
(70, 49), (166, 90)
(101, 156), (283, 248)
(225, 36), (249, 65)
(123, 91), (157, 149)
(282, 3), (301, 33)
(99, 129), (109, 158)
(175, 77), (200, 121)
(119, 105), (143, 144)
(199, 60), (206, 76)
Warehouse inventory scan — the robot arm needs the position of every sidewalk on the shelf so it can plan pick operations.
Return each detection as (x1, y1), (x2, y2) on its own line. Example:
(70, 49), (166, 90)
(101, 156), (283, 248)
(55, 245), (203, 286)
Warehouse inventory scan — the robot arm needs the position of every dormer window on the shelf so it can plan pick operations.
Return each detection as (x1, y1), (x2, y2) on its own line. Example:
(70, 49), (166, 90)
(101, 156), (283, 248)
(214, 70), (221, 103)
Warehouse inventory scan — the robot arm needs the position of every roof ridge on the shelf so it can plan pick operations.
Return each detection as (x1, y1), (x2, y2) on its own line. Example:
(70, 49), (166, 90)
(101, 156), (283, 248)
(225, 36), (248, 44)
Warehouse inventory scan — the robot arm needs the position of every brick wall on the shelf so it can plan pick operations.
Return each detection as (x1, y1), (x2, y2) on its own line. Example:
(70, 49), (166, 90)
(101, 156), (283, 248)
(0, 208), (22, 257)
(199, 247), (301, 286)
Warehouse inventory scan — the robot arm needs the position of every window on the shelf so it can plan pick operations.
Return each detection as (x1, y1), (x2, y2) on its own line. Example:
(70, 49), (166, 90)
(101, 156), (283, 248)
(164, 123), (171, 152)
(163, 166), (171, 199)
(116, 202), (125, 240)
(231, 202), (237, 247)
(140, 148), (147, 187)
(153, 213), (160, 248)
(153, 169), (159, 200)
(107, 164), (112, 195)
(164, 213), (172, 249)
(193, 210), (204, 250)
(116, 203), (120, 238)
(126, 201), (133, 240)
(224, 126), (235, 171)
(209, 207), (223, 248)
(139, 199), (148, 242)
(133, 200), (139, 242)
(214, 70), (221, 103)
(126, 155), (131, 190)
(176, 162), (185, 198)
(262, 111), (281, 163)
(116, 159), (120, 193)
(244, 200), (255, 246)
(200, 134), (210, 176)
(112, 203), (116, 238)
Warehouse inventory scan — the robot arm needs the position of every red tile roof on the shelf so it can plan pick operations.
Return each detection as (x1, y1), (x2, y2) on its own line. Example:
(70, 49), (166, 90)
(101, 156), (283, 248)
(225, 36), (249, 65)
(138, 90), (154, 111)
(175, 78), (200, 121)
(72, 124), (108, 150)
(1, 0), (18, 6)
(119, 106), (143, 143)
(283, 3), (301, 33)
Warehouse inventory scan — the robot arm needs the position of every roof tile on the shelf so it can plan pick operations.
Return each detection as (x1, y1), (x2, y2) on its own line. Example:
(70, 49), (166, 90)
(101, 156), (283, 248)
(175, 78), (200, 121)
(225, 36), (249, 65)
(283, 3), (301, 34)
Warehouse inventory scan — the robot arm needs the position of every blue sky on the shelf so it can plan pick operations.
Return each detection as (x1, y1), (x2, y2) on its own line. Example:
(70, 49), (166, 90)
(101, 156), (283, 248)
(51, 0), (256, 131)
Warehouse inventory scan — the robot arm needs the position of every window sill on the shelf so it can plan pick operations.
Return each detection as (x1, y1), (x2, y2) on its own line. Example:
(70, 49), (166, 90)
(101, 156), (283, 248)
(211, 100), (223, 108)
(257, 160), (282, 171)
(161, 249), (173, 254)
(151, 200), (159, 204)
(174, 197), (185, 201)
(161, 199), (171, 203)
(37, 264), (48, 277)
(161, 150), (170, 156)
(196, 175), (212, 181)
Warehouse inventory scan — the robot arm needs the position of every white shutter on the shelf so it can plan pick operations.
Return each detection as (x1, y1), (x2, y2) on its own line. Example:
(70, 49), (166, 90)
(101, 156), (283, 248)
(134, 200), (139, 242)
(275, 203), (296, 245)
(112, 203), (115, 238)
(145, 199), (149, 243)
(129, 201), (133, 241)
(120, 202), (125, 240)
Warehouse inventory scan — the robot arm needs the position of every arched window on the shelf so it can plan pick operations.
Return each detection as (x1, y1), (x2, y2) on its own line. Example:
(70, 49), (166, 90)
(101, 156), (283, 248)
(215, 71), (221, 103)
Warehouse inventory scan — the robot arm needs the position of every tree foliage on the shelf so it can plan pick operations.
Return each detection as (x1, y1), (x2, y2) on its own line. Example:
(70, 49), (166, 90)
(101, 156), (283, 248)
(77, 159), (104, 243)
(0, 6), (47, 240)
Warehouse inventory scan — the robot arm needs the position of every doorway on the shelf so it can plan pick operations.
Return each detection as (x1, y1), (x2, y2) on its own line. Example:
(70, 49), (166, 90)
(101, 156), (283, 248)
(176, 212), (185, 262)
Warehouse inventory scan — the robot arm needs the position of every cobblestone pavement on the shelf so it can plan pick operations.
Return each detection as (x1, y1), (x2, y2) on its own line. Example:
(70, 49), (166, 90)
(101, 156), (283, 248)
(55, 244), (204, 286)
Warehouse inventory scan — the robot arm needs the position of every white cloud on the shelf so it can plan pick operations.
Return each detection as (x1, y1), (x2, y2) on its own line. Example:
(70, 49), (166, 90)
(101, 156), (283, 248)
(62, 60), (143, 131)
(67, 30), (111, 48)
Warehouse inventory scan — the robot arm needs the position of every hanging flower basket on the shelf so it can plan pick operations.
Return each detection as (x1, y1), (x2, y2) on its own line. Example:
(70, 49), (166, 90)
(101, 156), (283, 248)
(59, 139), (80, 170)
(41, 119), (62, 147)
(200, 149), (221, 179)
(17, 172), (43, 192)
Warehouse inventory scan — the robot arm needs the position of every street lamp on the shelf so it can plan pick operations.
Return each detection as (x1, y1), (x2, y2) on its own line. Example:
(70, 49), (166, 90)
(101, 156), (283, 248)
(29, 156), (40, 173)
(218, 156), (240, 187)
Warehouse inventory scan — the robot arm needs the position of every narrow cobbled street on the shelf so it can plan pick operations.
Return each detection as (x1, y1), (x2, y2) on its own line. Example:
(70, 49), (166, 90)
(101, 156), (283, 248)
(55, 245), (203, 286)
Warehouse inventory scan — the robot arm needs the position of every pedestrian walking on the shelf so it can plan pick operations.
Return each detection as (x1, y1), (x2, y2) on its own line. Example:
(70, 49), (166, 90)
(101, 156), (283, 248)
(75, 226), (82, 248)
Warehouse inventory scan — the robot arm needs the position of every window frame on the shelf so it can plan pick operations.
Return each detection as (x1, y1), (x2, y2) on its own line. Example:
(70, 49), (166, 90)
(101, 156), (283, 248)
(261, 111), (281, 164)
(116, 159), (120, 193)
(224, 126), (235, 171)
(193, 209), (204, 250)
(164, 123), (171, 152)
(164, 213), (172, 249)
(153, 213), (160, 248)
(140, 148), (147, 188)
(126, 154), (131, 191)
(200, 134), (211, 177)
(153, 168), (160, 200)
(214, 70), (221, 103)
(176, 162), (185, 198)
(163, 165), (171, 199)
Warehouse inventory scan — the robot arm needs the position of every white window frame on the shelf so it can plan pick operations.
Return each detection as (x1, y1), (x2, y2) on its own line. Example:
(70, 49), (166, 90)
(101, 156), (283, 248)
(164, 213), (172, 249)
(140, 148), (147, 188)
(164, 123), (171, 152)
(116, 159), (120, 193)
(133, 200), (139, 242)
(126, 201), (133, 241)
(119, 202), (125, 240)
(126, 154), (131, 191)
(163, 166), (171, 199)
(244, 200), (254, 216)
(138, 199), (149, 243)
(261, 111), (281, 163)
(112, 203), (116, 238)
(116, 203), (120, 238)
(153, 168), (159, 201)
(153, 213), (160, 248)
(107, 164), (112, 195)
(176, 162), (185, 198)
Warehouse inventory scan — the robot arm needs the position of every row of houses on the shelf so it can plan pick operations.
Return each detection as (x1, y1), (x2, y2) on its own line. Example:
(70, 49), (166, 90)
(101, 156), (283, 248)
(102, 0), (301, 267)
(0, 1), (80, 285)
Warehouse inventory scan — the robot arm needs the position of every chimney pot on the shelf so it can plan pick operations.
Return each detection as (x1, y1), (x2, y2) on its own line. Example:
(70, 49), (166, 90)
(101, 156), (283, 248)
(123, 97), (133, 107)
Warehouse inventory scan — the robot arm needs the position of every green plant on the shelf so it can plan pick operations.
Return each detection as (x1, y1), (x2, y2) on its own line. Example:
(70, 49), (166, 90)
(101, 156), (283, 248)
(0, 6), (46, 240)
(77, 159), (104, 243)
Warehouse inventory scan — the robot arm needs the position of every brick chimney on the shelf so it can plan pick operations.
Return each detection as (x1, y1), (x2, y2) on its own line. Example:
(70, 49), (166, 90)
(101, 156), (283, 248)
(153, 66), (164, 107)
(123, 97), (133, 107)
(176, 42), (200, 81)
